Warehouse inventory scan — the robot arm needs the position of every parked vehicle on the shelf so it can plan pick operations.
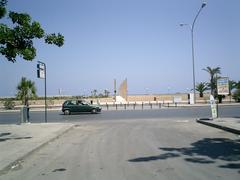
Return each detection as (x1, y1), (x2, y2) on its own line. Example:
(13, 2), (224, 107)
(62, 100), (101, 115)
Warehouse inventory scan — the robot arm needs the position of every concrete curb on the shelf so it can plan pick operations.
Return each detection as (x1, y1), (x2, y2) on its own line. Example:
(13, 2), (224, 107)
(196, 119), (240, 135)
(0, 124), (75, 176)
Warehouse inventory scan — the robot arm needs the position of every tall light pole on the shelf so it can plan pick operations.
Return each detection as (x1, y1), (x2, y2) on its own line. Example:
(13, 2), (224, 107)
(180, 2), (206, 104)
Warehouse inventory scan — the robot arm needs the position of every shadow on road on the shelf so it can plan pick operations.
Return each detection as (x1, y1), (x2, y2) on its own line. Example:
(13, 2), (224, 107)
(128, 138), (240, 172)
(0, 132), (32, 142)
(0, 132), (11, 137)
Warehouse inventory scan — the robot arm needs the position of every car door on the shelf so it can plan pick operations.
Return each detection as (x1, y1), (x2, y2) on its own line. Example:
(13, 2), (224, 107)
(76, 100), (85, 112)
(78, 101), (92, 112)
(69, 100), (78, 112)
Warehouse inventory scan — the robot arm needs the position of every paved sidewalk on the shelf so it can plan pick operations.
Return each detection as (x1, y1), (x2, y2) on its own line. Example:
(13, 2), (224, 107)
(196, 118), (240, 135)
(0, 123), (74, 175)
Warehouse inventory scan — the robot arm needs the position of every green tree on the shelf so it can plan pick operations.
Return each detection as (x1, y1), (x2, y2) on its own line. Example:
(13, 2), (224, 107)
(98, 93), (104, 98)
(203, 66), (221, 97)
(104, 89), (110, 97)
(195, 82), (208, 97)
(233, 81), (240, 102)
(4, 98), (15, 109)
(229, 80), (237, 95)
(0, 0), (64, 62)
(91, 89), (97, 97)
(236, 81), (240, 89)
(16, 77), (37, 105)
(0, 0), (7, 18)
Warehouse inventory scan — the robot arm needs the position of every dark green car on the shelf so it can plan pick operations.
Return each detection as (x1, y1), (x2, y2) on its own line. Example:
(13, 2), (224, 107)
(62, 100), (101, 115)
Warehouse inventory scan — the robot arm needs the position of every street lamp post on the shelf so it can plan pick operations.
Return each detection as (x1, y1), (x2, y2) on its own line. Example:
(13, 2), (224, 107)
(180, 2), (206, 104)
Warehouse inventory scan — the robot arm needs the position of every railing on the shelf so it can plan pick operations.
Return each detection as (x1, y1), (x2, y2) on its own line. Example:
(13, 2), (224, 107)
(102, 101), (189, 111)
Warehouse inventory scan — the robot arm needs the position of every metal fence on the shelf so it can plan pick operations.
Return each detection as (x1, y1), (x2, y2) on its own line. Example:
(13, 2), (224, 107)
(101, 101), (186, 111)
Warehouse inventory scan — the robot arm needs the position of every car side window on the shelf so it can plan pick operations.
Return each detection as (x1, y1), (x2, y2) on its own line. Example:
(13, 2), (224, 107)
(77, 100), (83, 105)
(72, 100), (77, 105)
(67, 100), (77, 105)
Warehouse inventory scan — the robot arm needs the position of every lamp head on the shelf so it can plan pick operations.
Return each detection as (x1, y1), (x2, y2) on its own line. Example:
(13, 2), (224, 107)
(201, 2), (207, 8)
(180, 23), (188, 27)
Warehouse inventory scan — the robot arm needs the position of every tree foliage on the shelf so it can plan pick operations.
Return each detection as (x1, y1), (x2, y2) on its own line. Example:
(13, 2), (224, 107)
(203, 66), (221, 97)
(0, 0), (7, 18)
(91, 89), (98, 97)
(0, 0), (64, 62)
(228, 80), (237, 95)
(233, 81), (240, 102)
(104, 89), (110, 97)
(16, 77), (37, 105)
(4, 98), (15, 109)
(195, 82), (208, 97)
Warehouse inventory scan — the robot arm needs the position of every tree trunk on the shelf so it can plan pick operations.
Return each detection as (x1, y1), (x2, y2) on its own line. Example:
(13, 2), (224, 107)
(218, 95), (223, 104)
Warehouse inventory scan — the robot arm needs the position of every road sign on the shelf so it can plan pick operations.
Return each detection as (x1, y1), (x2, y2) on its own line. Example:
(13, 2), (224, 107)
(37, 63), (45, 79)
(37, 61), (47, 123)
(210, 95), (218, 119)
(217, 77), (229, 95)
(37, 63), (44, 70)
(37, 69), (45, 79)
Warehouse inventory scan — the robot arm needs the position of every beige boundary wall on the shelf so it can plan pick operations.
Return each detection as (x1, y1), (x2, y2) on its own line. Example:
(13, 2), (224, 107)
(0, 93), (235, 107)
(127, 94), (187, 102)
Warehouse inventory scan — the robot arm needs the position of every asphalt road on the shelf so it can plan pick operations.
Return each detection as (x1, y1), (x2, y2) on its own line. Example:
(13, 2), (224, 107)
(1, 119), (240, 180)
(0, 105), (240, 124)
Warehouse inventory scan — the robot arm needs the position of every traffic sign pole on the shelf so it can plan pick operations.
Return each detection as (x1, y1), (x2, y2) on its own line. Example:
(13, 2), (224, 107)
(37, 61), (47, 123)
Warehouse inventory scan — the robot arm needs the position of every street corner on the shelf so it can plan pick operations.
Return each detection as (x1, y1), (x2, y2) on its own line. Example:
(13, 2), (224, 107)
(196, 117), (240, 135)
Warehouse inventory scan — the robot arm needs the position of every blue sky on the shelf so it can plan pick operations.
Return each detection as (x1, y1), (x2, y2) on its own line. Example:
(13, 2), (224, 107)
(0, 0), (239, 96)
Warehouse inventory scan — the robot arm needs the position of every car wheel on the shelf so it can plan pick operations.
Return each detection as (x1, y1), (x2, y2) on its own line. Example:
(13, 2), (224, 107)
(64, 109), (70, 115)
(91, 108), (97, 114)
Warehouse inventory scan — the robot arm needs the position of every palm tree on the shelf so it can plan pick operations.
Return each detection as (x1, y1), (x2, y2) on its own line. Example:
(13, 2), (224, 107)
(233, 81), (240, 102)
(236, 81), (240, 90)
(196, 82), (208, 97)
(104, 89), (110, 97)
(229, 80), (237, 96)
(16, 77), (37, 105)
(203, 66), (221, 97)
(91, 89), (97, 97)
(227, 80), (237, 102)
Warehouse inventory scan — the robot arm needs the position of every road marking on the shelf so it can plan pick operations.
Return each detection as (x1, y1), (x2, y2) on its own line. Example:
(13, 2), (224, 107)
(175, 120), (189, 123)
